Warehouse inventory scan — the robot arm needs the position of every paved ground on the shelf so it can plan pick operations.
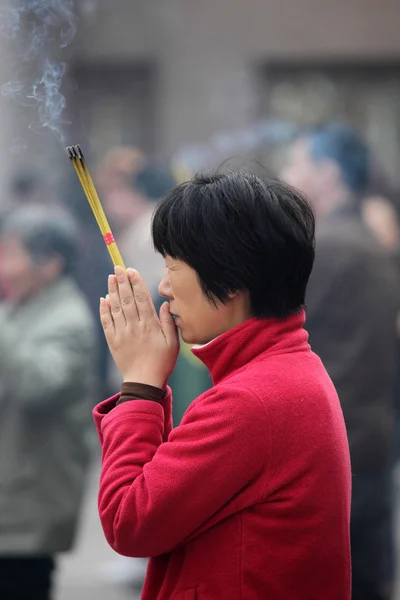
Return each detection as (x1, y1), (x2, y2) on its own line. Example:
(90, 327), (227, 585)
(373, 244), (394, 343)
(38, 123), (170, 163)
(56, 462), (141, 600)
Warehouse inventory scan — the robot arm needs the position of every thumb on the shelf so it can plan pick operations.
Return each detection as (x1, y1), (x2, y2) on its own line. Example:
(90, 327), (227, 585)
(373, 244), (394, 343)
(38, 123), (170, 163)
(160, 302), (179, 347)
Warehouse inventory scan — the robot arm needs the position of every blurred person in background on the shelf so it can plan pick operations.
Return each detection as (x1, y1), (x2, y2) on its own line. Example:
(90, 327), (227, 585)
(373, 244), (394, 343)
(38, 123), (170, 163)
(283, 123), (400, 600)
(362, 192), (400, 501)
(363, 195), (400, 257)
(0, 206), (97, 600)
(0, 169), (52, 301)
(96, 146), (145, 202)
(362, 166), (400, 258)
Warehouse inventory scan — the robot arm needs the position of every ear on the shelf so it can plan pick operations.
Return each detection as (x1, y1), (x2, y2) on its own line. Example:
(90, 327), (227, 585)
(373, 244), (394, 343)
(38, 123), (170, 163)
(227, 290), (239, 300)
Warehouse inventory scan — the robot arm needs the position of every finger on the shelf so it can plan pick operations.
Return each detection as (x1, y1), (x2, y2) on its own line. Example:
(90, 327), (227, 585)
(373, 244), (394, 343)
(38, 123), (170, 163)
(108, 274), (126, 325)
(114, 266), (139, 320)
(127, 268), (156, 321)
(160, 302), (180, 349)
(99, 297), (115, 342)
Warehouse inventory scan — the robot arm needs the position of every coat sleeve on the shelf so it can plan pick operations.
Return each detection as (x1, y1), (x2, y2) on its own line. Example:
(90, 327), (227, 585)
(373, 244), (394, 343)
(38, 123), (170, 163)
(95, 388), (173, 445)
(94, 385), (270, 558)
(0, 318), (95, 412)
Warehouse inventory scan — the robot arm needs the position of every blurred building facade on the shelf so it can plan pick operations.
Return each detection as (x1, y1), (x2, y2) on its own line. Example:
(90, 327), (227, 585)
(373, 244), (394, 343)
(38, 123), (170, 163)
(66, 0), (400, 180)
(1, 0), (400, 197)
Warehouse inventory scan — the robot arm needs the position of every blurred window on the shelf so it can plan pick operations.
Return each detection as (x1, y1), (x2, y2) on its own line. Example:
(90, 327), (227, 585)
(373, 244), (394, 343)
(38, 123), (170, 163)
(258, 62), (400, 184)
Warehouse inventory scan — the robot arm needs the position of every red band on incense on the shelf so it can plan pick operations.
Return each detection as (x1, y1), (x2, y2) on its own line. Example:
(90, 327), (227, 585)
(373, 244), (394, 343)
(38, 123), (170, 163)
(103, 232), (115, 246)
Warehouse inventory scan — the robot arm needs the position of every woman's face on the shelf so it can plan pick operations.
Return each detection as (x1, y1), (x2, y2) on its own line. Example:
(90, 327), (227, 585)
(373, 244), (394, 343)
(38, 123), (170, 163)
(158, 256), (250, 345)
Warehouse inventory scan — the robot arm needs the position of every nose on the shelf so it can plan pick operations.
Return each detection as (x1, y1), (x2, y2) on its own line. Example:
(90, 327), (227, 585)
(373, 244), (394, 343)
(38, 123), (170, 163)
(158, 270), (173, 300)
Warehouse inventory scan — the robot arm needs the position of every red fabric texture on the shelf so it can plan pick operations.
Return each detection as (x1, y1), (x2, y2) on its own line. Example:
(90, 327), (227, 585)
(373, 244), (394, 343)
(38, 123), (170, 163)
(93, 312), (351, 600)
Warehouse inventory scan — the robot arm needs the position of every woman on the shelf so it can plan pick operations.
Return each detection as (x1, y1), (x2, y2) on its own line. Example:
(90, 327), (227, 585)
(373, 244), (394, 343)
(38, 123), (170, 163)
(0, 206), (96, 600)
(94, 171), (351, 600)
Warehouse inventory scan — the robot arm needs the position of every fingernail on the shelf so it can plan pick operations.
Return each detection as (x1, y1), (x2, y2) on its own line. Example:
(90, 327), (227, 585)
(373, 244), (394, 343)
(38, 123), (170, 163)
(127, 268), (136, 279)
(114, 266), (125, 281)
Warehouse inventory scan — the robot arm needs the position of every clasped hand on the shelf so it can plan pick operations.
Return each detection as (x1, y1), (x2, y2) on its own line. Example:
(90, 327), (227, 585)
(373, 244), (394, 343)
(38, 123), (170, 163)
(100, 266), (179, 389)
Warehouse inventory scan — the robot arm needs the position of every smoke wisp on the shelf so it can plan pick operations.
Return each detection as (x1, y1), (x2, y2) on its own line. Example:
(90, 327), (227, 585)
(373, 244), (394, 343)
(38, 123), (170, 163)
(0, 0), (77, 144)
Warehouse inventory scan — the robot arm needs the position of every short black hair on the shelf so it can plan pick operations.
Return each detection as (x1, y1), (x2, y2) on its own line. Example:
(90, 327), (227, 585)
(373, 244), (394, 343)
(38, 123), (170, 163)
(152, 170), (315, 319)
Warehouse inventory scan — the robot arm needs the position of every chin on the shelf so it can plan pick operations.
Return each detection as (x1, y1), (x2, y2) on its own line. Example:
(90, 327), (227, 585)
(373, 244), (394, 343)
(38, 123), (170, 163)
(181, 332), (197, 345)
(181, 331), (213, 346)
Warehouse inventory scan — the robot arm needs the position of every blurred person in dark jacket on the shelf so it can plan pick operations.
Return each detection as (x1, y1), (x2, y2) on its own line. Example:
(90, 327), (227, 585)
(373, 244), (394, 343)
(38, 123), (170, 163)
(0, 206), (97, 600)
(362, 193), (400, 501)
(283, 123), (400, 600)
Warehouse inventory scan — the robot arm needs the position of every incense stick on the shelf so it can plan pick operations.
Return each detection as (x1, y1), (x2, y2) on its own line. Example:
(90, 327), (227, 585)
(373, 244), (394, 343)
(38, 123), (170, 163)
(66, 145), (126, 269)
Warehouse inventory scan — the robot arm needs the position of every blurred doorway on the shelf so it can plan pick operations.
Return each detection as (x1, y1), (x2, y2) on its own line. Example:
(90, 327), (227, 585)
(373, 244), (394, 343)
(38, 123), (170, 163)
(258, 62), (400, 185)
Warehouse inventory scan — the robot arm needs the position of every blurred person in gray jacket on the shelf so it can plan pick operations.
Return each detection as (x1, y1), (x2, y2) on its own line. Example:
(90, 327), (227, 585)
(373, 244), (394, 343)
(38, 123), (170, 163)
(283, 123), (400, 600)
(0, 206), (97, 600)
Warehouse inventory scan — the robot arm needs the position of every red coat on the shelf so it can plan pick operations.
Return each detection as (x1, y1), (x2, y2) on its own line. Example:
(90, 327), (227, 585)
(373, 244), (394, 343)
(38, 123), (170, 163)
(94, 312), (351, 600)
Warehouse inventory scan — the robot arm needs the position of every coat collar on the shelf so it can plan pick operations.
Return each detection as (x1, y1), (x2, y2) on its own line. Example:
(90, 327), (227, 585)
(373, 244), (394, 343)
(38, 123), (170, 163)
(191, 310), (309, 385)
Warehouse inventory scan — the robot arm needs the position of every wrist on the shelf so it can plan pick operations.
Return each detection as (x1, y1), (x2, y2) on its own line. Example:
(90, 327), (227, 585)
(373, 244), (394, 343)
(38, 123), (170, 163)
(122, 372), (166, 389)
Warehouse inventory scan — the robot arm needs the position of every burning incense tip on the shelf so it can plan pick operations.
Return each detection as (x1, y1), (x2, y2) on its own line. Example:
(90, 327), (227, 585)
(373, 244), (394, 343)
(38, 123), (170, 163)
(75, 144), (83, 159)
